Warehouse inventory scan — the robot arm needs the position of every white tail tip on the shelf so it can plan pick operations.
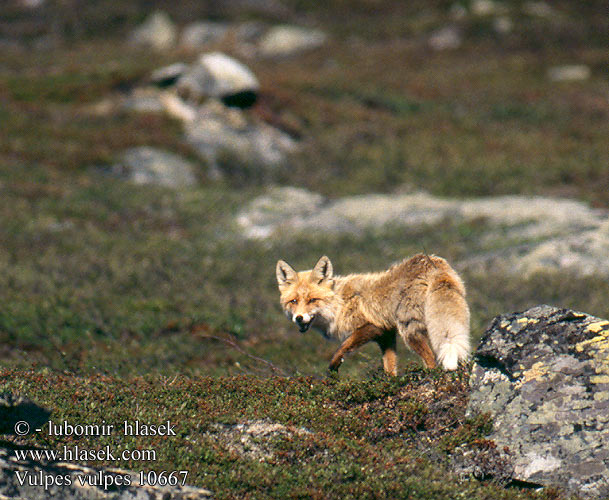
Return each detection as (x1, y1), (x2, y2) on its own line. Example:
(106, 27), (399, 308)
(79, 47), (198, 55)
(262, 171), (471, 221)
(436, 341), (469, 370)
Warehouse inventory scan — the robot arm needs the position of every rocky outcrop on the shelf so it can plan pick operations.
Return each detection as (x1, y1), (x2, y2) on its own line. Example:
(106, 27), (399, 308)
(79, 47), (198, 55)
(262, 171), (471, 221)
(467, 305), (609, 498)
(113, 52), (298, 181)
(237, 187), (609, 277)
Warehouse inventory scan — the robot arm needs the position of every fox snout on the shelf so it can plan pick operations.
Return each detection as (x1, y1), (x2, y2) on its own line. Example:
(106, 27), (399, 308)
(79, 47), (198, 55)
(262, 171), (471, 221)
(293, 313), (315, 333)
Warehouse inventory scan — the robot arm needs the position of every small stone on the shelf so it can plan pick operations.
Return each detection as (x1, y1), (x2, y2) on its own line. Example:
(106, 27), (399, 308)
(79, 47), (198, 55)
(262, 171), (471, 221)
(180, 21), (229, 50)
(523, 1), (554, 18)
(493, 16), (513, 35)
(429, 26), (462, 51)
(471, 0), (496, 16)
(258, 25), (327, 57)
(130, 11), (177, 51)
(547, 65), (591, 82)
(121, 88), (165, 113)
(112, 147), (198, 188)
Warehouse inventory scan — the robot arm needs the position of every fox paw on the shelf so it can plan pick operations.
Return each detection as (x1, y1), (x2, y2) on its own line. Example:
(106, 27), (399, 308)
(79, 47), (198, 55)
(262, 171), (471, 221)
(328, 357), (344, 372)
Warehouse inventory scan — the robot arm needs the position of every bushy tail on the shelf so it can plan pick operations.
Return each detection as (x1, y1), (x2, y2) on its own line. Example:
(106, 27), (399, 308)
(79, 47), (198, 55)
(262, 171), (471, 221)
(424, 271), (470, 370)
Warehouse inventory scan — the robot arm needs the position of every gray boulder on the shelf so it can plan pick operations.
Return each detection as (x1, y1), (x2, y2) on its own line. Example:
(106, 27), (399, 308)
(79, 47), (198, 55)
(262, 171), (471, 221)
(112, 147), (198, 188)
(467, 305), (609, 498)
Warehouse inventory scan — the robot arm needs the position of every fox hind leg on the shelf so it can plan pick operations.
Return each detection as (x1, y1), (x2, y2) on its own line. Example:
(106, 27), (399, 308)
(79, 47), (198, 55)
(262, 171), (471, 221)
(376, 329), (398, 376)
(398, 320), (437, 369)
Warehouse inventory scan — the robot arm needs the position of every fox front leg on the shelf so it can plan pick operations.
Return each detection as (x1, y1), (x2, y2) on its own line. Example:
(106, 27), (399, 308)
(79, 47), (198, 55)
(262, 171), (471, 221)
(328, 324), (384, 373)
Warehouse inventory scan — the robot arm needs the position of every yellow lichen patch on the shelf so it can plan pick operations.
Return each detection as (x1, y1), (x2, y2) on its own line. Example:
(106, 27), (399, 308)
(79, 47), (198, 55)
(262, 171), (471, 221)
(522, 361), (548, 383)
(590, 375), (609, 384)
(517, 317), (539, 325)
(594, 392), (609, 402)
(575, 332), (609, 353)
(500, 320), (510, 329)
(586, 320), (609, 333)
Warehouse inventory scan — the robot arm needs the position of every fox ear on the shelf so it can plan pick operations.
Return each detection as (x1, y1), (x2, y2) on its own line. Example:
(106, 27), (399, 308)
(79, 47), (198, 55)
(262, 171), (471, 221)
(276, 260), (297, 287)
(312, 255), (333, 283)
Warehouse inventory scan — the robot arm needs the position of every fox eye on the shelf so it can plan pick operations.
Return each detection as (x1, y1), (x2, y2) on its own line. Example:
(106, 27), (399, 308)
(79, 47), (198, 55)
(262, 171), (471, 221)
(289, 299), (298, 304)
(308, 298), (319, 304)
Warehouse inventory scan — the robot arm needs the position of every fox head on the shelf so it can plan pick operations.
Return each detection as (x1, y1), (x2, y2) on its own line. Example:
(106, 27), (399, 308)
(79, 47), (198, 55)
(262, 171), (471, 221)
(276, 256), (335, 333)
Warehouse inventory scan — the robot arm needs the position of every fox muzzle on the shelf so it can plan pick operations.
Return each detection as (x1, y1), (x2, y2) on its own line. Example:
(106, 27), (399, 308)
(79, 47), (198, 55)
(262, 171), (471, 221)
(293, 313), (315, 333)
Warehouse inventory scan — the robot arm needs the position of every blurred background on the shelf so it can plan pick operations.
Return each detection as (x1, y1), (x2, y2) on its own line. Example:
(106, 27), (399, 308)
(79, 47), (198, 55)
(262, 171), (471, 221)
(1, 0), (608, 378)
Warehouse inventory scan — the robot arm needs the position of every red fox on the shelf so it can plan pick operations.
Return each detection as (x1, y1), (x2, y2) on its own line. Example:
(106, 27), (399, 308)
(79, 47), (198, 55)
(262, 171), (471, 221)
(276, 254), (470, 375)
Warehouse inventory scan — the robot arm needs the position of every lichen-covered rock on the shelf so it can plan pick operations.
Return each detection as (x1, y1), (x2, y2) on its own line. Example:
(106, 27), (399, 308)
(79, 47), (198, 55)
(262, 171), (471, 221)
(236, 187), (609, 277)
(467, 305), (609, 498)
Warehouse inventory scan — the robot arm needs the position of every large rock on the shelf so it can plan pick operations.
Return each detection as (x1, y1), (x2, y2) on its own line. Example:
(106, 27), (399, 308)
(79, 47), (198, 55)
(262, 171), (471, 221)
(467, 305), (609, 498)
(236, 187), (609, 277)
(112, 147), (198, 188)
(237, 187), (603, 240)
(176, 52), (259, 104)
